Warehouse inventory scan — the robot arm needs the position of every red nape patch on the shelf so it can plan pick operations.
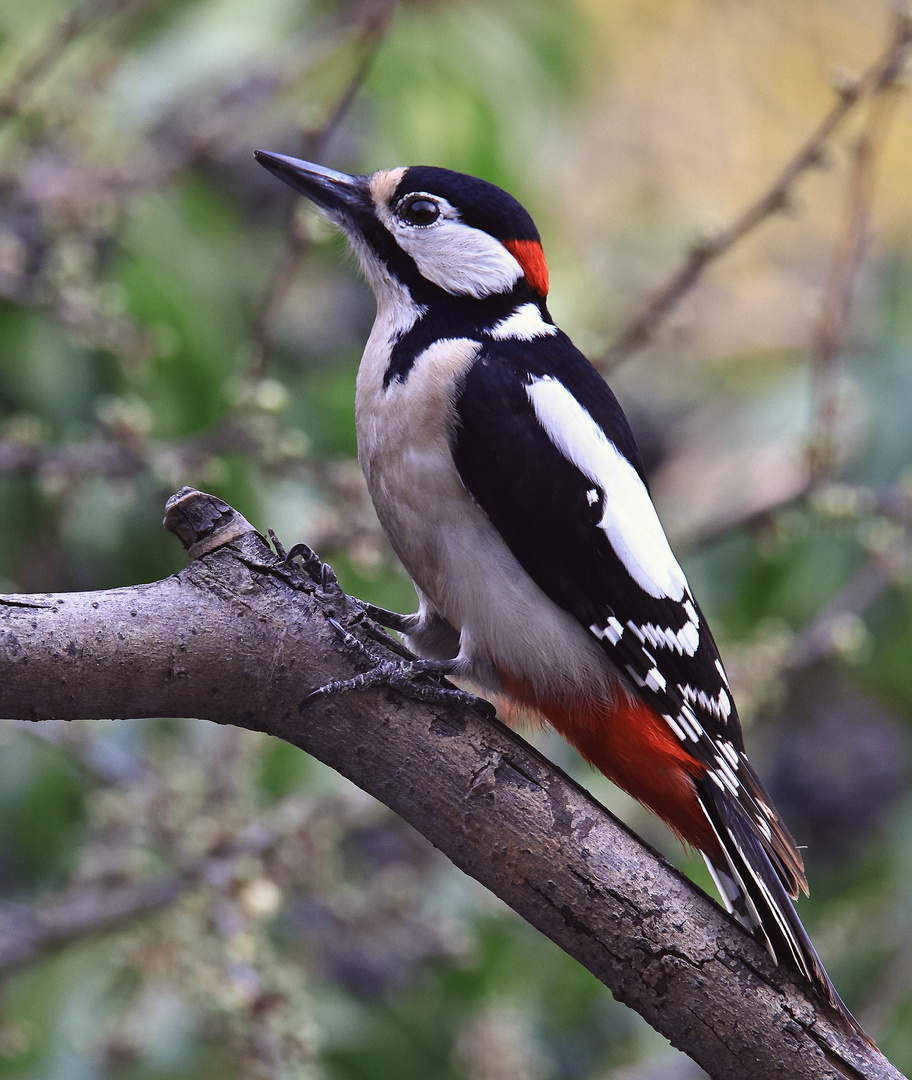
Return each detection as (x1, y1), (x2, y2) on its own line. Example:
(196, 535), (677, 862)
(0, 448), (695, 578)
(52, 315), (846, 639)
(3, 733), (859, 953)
(503, 239), (549, 297)
(497, 668), (722, 859)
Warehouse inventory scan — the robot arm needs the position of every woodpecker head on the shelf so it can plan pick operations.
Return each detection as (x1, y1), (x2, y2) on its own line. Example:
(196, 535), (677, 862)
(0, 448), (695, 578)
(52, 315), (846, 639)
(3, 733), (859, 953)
(254, 151), (550, 315)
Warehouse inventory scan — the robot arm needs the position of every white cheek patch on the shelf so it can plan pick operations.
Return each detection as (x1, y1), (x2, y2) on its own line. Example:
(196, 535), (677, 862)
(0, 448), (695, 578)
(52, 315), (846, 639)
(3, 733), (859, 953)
(398, 219), (523, 298)
(372, 190), (523, 299)
(525, 375), (688, 601)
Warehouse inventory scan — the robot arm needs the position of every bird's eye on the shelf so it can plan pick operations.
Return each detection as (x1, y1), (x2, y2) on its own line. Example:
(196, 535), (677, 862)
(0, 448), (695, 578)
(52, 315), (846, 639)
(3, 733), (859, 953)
(399, 196), (440, 226)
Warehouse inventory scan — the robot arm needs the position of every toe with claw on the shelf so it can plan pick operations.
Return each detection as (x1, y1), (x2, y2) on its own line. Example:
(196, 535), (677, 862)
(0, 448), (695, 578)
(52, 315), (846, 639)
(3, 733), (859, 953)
(305, 618), (495, 719)
(280, 540), (341, 595)
(351, 598), (419, 636)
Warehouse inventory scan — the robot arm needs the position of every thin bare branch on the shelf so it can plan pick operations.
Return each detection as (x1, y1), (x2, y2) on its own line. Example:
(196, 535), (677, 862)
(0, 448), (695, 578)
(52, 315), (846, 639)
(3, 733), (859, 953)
(808, 83), (906, 481)
(0, 878), (184, 971)
(679, 481), (813, 553)
(247, 1), (393, 381)
(789, 540), (909, 671)
(0, 0), (150, 124)
(681, 468), (912, 557)
(599, 12), (912, 371)
(246, 212), (314, 383)
(0, 819), (278, 974)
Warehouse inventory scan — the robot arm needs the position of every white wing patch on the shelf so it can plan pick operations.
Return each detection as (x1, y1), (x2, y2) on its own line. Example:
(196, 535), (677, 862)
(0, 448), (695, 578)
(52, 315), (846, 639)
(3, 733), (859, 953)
(489, 303), (558, 341)
(524, 376), (746, 798)
(524, 375), (688, 602)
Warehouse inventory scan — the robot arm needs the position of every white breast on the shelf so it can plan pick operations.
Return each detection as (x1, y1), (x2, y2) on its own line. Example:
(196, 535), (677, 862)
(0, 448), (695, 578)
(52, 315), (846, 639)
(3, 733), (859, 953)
(355, 336), (621, 705)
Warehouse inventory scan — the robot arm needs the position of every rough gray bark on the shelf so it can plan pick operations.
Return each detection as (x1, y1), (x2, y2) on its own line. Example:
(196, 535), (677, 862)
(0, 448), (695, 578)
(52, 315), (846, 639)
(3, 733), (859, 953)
(0, 488), (904, 1080)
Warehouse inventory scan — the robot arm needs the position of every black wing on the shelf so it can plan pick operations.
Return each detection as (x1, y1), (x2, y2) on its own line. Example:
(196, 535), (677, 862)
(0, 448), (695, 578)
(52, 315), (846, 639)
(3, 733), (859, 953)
(452, 333), (801, 890)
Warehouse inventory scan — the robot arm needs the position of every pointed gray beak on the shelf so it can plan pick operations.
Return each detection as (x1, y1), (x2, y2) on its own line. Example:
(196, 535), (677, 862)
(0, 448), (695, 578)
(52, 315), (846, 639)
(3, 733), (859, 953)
(253, 151), (369, 217)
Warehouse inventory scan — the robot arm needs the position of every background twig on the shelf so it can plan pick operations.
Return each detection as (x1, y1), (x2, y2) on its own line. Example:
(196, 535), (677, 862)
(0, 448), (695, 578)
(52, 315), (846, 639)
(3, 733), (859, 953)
(808, 82), (906, 481)
(599, 12), (912, 370)
(246, 1), (393, 381)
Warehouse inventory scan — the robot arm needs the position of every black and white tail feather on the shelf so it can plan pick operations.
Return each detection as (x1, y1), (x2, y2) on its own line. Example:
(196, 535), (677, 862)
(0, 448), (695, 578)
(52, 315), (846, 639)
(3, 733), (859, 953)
(697, 775), (856, 1024)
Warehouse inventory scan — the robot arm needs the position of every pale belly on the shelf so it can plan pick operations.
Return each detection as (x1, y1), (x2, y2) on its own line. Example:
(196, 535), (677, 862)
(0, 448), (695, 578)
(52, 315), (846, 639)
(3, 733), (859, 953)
(355, 339), (617, 704)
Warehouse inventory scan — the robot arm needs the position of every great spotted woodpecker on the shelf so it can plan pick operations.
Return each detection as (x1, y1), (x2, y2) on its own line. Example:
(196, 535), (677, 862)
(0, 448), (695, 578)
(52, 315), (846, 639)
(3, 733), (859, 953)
(254, 150), (862, 1031)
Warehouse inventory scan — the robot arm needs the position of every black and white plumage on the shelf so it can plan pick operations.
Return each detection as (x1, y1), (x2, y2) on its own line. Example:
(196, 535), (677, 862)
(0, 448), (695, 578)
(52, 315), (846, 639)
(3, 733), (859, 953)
(254, 150), (862, 1034)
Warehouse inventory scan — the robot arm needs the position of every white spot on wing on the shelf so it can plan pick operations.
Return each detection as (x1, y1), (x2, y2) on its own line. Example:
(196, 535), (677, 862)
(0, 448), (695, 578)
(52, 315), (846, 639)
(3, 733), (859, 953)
(679, 682), (733, 721)
(681, 704), (703, 739)
(677, 620), (700, 655)
(713, 766), (739, 796)
(524, 376), (688, 601)
(645, 667), (666, 692)
(489, 303), (558, 340)
(626, 615), (699, 656)
(675, 708), (701, 742)
(625, 665), (646, 689)
(713, 756), (740, 793)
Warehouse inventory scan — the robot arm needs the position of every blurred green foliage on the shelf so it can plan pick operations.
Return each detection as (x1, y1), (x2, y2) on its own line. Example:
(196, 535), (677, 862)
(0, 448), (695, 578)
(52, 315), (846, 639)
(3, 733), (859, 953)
(1, 0), (911, 1077)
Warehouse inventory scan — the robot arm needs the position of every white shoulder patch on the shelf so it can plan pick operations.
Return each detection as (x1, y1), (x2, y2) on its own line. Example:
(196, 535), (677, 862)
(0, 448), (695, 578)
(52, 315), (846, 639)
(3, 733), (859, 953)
(489, 303), (558, 341)
(524, 375), (688, 601)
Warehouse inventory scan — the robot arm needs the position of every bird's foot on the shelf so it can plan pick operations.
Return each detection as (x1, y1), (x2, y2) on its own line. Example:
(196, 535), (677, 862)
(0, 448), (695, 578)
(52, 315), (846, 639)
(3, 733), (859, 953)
(275, 536), (342, 595)
(273, 540), (407, 644)
(305, 617), (495, 718)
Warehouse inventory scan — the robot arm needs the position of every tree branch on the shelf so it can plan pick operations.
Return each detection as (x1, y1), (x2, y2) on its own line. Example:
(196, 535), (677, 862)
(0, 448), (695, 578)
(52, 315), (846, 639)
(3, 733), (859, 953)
(599, 11), (912, 371)
(808, 76), (905, 481)
(0, 488), (904, 1080)
(0, 818), (279, 973)
(246, 0), (394, 381)
(0, 0), (152, 125)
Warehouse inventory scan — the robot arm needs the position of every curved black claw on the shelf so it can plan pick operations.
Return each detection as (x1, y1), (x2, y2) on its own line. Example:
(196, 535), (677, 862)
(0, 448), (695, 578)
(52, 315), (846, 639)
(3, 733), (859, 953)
(280, 543), (343, 598)
(283, 542), (324, 584)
